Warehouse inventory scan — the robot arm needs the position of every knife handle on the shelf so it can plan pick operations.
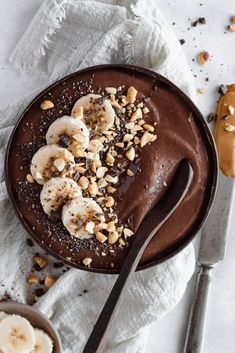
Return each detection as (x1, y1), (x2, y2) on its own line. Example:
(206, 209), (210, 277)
(183, 264), (213, 353)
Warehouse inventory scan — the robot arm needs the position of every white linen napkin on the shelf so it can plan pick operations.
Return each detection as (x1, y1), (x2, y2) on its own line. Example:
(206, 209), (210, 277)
(0, 0), (196, 352)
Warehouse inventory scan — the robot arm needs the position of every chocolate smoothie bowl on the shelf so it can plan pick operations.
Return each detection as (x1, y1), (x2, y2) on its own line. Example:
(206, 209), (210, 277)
(5, 65), (217, 273)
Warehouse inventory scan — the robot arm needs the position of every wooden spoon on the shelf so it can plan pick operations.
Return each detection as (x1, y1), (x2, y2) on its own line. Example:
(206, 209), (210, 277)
(83, 158), (193, 353)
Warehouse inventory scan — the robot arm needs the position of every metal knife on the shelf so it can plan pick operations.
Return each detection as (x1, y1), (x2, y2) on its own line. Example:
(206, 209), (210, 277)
(183, 171), (235, 353)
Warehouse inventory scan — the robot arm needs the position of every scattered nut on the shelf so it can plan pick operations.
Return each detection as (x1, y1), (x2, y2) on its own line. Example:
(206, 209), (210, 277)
(119, 238), (126, 246)
(105, 196), (115, 208)
(106, 152), (115, 165)
(85, 221), (95, 234)
(142, 107), (150, 114)
(105, 174), (119, 184)
(125, 122), (135, 129)
(33, 255), (48, 269)
(123, 134), (134, 142)
(88, 139), (103, 153)
(26, 174), (34, 183)
(27, 274), (40, 284)
(96, 232), (107, 243)
(45, 275), (57, 288)
(197, 88), (204, 94)
(198, 51), (209, 65)
(96, 166), (108, 179)
(107, 221), (116, 233)
(107, 186), (117, 193)
(123, 228), (134, 237)
(224, 123), (235, 132)
(143, 124), (154, 132)
(82, 258), (92, 266)
(108, 232), (119, 244)
(40, 100), (54, 110)
(127, 86), (138, 103)
(127, 169), (134, 177)
(54, 158), (65, 172)
(140, 131), (157, 147)
(105, 87), (117, 95)
(126, 147), (135, 161)
(79, 176), (89, 189)
(228, 105), (235, 115)
(98, 178), (108, 189)
(88, 182), (98, 197)
(130, 108), (142, 121)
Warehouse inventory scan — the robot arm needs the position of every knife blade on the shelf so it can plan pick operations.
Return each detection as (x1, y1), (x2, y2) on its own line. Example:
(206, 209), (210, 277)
(199, 171), (235, 266)
(183, 170), (235, 353)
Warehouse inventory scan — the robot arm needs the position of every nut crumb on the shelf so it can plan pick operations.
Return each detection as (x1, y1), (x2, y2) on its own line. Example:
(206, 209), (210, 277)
(40, 100), (54, 110)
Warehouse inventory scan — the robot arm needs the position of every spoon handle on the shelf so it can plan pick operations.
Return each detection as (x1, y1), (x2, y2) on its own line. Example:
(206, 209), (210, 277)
(82, 159), (193, 353)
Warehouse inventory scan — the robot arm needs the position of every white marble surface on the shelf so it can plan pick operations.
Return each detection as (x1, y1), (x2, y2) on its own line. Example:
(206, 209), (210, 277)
(1, 1), (235, 352)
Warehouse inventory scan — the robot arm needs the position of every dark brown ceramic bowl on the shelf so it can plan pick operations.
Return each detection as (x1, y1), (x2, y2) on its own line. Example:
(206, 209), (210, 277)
(0, 302), (62, 353)
(5, 64), (218, 274)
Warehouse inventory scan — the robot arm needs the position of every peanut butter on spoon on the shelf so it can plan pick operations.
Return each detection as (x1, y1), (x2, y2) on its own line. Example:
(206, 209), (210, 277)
(215, 84), (235, 177)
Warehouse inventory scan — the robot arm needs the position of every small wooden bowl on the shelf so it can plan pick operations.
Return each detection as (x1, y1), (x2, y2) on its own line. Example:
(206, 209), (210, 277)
(0, 302), (62, 353)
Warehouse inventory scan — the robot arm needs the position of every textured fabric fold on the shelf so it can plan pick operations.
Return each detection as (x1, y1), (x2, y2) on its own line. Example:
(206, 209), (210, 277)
(1, 0), (196, 352)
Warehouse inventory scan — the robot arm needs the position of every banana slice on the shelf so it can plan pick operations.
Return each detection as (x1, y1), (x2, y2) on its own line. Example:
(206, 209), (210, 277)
(30, 145), (75, 185)
(0, 315), (35, 353)
(62, 198), (105, 239)
(46, 115), (89, 150)
(40, 177), (82, 215)
(71, 94), (115, 133)
(31, 329), (53, 353)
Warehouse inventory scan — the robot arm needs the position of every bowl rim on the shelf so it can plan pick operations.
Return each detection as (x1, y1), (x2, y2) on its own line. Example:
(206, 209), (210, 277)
(0, 301), (62, 352)
(4, 63), (218, 274)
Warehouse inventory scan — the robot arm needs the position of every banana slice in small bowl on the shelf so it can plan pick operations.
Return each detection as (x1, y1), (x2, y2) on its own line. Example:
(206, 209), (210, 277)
(71, 93), (115, 133)
(30, 145), (75, 185)
(40, 177), (82, 216)
(0, 302), (61, 353)
(62, 197), (105, 239)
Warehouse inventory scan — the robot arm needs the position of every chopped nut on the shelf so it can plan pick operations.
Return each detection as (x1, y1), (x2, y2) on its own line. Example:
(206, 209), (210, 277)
(115, 142), (124, 148)
(127, 169), (134, 177)
(123, 133), (134, 142)
(231, 16), (235, 24)
(140, 131), (157, 147)
(107, 186), (117, 193)
(126, 147), (135, 161)
(125, 122), (135, 129)
(228, 105), (235, 115)
(134, 136), (140, 144)
(40, 100), (54, 110)
(197, 88), (204, 94)
(131, 125), (143, 134)
(96, 166), (108, 179)
(33, 255), (48, 269)
(82, 258), (92, 266)
(105, 196), (115, 208)
(98, 178), (108, 189)
(108, 232), (119, 244)
(107, 221), (116, 233)
(91, 161), (97, 173)
(105, 174), (119, 184)
(130, 108), (142, 121)
(105, 87), (117, 95)
(228, 24), (235, 32)
(138, 119), (145, 126)
(76, 166), (86, 174)
(88, 182), (98, 196)
(27, 274), (40, 284)
(106, 152), (115, 165)
(96, 232), (107, 243)
(123, 228), (134, 237)
(143, 124), (154, 132)
(73, 106), (83, 119)
(85, 221), (95, 234)
(26, 174), (34, 183)
(88, 139), (104, 153)
(79, 176), (89, 189)
(224, 123), (235, 132)
(119, 238), (126, 246)
(198, 51), (209, 65)
(45, 275), (57, 288)
(53, 158), (65, 172)
(143, 106), (150, 114)
(127, 86), (138, 103)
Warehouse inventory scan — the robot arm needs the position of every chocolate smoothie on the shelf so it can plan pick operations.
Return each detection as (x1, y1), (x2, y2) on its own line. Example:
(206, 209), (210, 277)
(5, 65), (217, 272)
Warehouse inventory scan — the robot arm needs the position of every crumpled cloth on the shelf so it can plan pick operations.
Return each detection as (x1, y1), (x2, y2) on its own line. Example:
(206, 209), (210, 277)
(0, 0), (196, 352)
